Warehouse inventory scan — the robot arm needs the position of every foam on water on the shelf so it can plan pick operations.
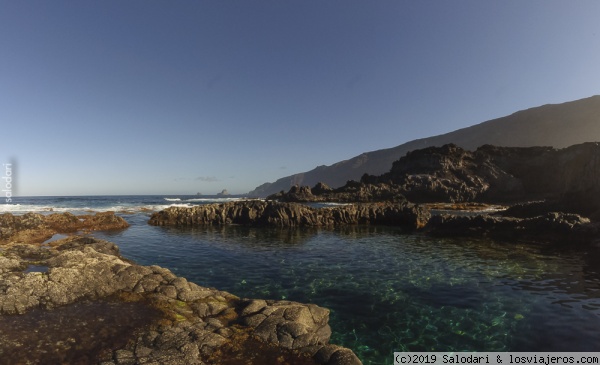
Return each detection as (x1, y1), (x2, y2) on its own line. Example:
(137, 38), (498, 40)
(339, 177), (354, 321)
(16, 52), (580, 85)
(164, 197), (254, 203)
(0, 195), (255, 216)
(0, 202), (195, 215)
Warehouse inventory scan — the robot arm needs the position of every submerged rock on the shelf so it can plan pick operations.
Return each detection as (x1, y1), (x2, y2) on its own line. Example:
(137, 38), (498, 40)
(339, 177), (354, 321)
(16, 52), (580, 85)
(148, 200), (430, 230)
(0, 237), (362, 365)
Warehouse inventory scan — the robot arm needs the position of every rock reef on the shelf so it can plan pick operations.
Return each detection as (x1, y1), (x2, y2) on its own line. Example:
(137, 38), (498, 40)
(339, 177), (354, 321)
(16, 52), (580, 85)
(0, 211), (129, 244)
(425, 211), (598, 244)
(0, 236), (362, 365)
(148, 200), (430, 230)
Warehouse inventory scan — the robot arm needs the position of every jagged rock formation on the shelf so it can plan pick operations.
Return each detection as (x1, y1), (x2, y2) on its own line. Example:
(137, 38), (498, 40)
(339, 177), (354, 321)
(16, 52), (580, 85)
(0, 237), (361, 365)
(369, 142), (600, 217)
(148, 200), (430, 230)
(250, 95), (600, 197)
(268, 142), (600, 218)
(362, 143), (531, 203)
(267, 182), (407, 203)
(0, 211), (129, 244)
(425, 212), (597, 243)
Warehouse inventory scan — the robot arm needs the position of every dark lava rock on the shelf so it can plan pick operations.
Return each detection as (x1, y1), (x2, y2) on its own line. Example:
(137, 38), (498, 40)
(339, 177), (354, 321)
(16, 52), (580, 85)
(359, 142), (600, 219)
(0, 237), (362, 365)
(148, 200), (430, 230)
(267, 182), (407, 203)
(425, 211), (598, 244)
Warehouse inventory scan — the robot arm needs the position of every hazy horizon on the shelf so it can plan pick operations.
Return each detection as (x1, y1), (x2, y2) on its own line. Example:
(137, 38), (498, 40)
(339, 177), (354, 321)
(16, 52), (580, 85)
(2, 1), (600, 196)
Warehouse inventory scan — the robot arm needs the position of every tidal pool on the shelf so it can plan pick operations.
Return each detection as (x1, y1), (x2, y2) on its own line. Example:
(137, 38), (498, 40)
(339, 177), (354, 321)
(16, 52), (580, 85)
(0, 299), (161, 365)
(96, 215), (600, 365)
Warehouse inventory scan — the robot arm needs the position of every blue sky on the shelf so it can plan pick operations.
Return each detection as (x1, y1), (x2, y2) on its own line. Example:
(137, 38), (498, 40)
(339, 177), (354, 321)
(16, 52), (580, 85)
(1, 1), (600, 196)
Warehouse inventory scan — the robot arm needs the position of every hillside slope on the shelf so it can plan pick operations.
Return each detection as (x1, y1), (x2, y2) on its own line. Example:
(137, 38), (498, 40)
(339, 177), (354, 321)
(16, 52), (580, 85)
(249, 95), (600, 197)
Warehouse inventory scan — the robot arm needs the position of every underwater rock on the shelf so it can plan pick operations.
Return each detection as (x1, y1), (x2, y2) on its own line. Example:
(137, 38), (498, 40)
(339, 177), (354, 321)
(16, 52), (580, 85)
(0, 236), (362, 365)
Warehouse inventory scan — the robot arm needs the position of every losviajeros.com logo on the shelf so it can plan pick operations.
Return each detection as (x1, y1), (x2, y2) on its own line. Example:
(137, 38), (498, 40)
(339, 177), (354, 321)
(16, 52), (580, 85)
(3, 162), (12, 203)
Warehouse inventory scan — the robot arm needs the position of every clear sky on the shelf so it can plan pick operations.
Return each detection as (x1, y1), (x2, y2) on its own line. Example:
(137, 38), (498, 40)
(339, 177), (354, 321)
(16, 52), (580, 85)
(1, 1), (600, 196)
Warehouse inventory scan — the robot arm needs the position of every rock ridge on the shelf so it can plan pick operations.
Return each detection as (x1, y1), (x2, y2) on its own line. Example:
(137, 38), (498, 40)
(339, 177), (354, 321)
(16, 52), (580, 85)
(148, 200), (430, 230)
(0, 211), (129, 244)
(271, 142), (600, 222)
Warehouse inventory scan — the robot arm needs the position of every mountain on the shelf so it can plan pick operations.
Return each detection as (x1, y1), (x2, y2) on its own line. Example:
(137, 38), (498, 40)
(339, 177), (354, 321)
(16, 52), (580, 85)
(249, 95), (600, 197)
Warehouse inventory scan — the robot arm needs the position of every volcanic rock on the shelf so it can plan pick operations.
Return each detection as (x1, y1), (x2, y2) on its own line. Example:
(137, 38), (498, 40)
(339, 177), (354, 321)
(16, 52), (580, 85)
(148, 200), (430, 230)
(358, 142), (600, 219)
(425, 211), (597, 244)
(0, 211), (129, 244)
(0, 237), (361, 365)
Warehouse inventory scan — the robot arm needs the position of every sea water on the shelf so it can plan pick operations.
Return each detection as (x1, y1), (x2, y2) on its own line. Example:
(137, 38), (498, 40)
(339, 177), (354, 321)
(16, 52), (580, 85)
(4, 196), (600, 365)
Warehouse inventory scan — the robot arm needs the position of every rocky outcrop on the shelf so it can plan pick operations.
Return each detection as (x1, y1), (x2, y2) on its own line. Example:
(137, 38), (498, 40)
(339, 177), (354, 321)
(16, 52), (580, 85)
(266, 142), (600, 223)
(148, 200), (430, 230)
(358, 142), (600, 219)
(267, 182), (407, 203)
(0, 237), (361, 365)
(0, 211), (129, 244)
(377, 144), (524, 202)
(425, 211), (598, 244)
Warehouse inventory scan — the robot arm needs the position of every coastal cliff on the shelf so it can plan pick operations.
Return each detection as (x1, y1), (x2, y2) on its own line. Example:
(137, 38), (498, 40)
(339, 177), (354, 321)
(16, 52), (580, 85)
(271, 142), (600, 220)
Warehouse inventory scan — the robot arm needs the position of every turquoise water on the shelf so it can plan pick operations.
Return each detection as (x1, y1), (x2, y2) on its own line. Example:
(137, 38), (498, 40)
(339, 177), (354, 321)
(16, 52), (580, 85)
(95, 214), (600, 365)
(6, 196), (600, 364)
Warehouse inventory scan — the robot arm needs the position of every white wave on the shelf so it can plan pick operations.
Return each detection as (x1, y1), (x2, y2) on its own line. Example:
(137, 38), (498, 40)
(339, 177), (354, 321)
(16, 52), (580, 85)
(0, 199), (260, 215)
(163, 198), (182, 201)
(0, 203), (188, 215)
(0, 204), (70, 214)
(187, 197), (265, 203)
(184, 197), (245, 202)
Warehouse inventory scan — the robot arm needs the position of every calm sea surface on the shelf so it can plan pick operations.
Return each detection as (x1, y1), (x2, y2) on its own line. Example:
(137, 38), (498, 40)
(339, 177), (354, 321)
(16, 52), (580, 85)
(4, 196), (600, 365)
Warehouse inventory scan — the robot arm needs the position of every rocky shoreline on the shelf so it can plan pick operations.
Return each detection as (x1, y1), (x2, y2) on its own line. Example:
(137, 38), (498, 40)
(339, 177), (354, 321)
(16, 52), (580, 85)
(0, 211), (130, 244)
(0, 212), (362, 365)
(148, 200), (599, 245)
(267, 142), (600, 220)
(148, 200), (430, 230)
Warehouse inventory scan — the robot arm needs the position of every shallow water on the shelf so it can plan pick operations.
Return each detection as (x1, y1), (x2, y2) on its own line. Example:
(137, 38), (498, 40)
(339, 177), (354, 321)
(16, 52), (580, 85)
(0, 299), (161, 365)
(93, 213), (600, 365)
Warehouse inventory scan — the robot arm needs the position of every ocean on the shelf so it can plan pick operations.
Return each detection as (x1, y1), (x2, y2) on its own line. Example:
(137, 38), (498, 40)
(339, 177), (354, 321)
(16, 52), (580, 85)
(3, 195), (600, 365)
